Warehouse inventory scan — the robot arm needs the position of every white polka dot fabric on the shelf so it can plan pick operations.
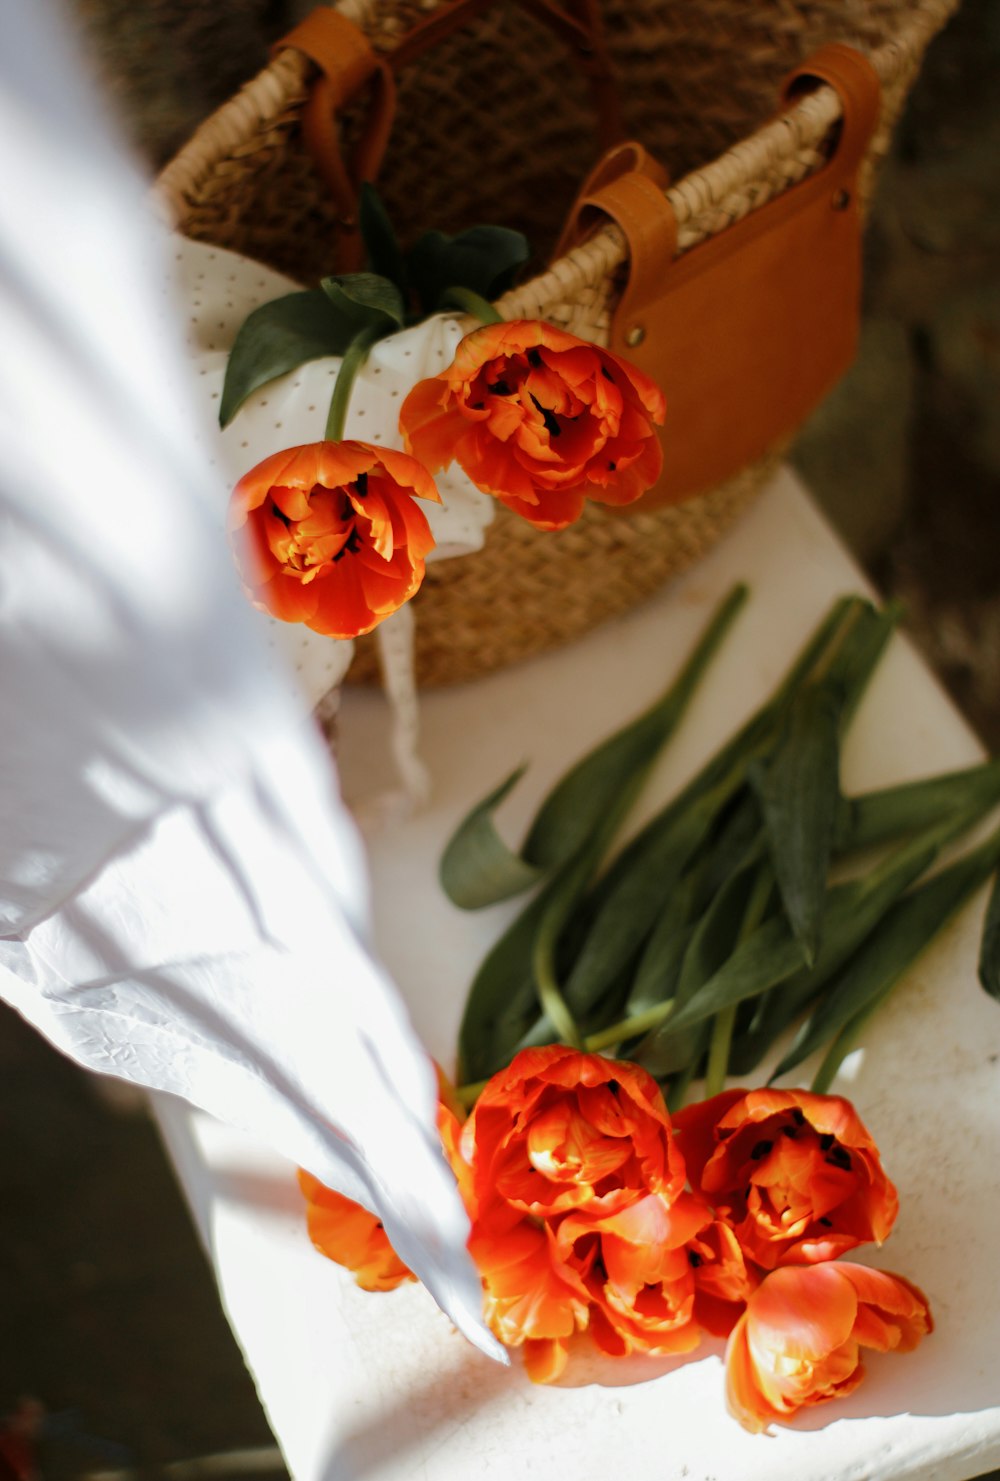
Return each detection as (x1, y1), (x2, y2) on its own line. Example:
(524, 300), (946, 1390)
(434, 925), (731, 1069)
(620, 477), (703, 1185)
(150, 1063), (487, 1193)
(165, 232), (495, 716)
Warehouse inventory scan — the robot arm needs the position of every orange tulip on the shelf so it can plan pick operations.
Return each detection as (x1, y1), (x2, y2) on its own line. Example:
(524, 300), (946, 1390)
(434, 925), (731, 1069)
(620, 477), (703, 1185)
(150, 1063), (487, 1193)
(468, 1206), (589, 1378)
(297, 1170), (414, 1292)
(228, 440), (439, 638)
(726, 1262), (932, 1432)
(399, 321), (665, 530)
(673, 1088), (898, 1269)
(555, 1191), (711, 1358)
(298, 1074), (469, 1294)
(462, 1047), (686, 1222)
(686, 1216), (760, 1338)
(461, 1047), (689, 1375)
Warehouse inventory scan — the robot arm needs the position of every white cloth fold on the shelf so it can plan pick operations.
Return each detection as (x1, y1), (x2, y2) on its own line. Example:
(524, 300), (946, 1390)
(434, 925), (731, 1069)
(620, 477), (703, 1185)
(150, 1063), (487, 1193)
(0, 0), (501, 1363)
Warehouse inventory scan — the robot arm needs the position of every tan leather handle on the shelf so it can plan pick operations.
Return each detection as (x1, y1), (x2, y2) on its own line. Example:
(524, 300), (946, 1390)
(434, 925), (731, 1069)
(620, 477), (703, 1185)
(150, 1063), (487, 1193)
(781, 42), (881, 181)
(275, 9), (396, 270)
(555, 43), (881, 360)
(277, 0), (624, 273)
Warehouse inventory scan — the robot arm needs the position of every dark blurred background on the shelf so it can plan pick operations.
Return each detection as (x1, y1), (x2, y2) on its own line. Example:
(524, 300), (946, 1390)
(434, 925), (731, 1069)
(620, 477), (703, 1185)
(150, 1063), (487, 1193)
(2, 1), (997, 1477)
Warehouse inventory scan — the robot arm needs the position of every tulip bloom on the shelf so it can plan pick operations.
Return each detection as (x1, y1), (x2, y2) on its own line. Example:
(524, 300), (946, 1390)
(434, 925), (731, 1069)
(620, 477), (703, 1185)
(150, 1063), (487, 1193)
(461, 1047), (690, 1377)
(686, 1216), (760, 1338)
(463, 1047), (687, 1223)
(555, 1192), (712, 1359)
(298, 1080), (468, 1294)
(726, 1262), (932, 1432)
(673, 1088), (898, 1269)
(297, 1171), (414, 1292)
(228, 440), (439, 638)
(399, 321), (665, 530)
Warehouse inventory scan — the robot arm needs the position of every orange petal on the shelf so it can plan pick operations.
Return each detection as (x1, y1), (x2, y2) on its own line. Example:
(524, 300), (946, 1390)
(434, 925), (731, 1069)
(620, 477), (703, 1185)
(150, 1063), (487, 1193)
(399, 377), (464, 472)
(308, 562), (378, 639)
(522, 1337), (569, 1384)
(256, 570), (321, 625)
(231, 446), (305, 516)
(297, 1172), (413, 1292)
(747, 1263), (858, 1361)
(312, 438), (379, 489)
(836, 1263), (933, 1352)
(376, 445), (442, 504)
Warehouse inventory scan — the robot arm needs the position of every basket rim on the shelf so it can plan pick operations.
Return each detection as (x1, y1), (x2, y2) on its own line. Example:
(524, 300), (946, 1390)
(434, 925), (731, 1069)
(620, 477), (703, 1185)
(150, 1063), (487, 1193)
(153, 0), (959, 321)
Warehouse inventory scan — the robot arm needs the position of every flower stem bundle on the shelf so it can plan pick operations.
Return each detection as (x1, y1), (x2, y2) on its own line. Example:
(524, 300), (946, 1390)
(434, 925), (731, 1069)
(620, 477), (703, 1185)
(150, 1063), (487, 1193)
(444, 588), (1000, 1100)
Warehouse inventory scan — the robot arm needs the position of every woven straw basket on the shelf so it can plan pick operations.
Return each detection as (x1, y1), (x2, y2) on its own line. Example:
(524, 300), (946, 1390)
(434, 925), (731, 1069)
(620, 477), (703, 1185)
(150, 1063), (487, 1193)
(156, 0), (957, 686)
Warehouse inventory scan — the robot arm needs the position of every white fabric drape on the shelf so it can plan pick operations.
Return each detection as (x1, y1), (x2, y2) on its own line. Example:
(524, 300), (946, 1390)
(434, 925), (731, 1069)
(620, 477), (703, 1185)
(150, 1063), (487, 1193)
(0, 0), (500, 1361)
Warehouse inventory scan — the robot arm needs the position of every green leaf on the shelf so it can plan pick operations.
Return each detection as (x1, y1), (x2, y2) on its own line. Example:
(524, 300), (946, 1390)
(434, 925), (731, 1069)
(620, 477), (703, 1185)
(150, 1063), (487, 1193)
(565, 775), (740, 1024)
(319, 273), (405, 334)
(623, 872), (702, 1020)
(577, 599), (869, 929)
(750, 682), (844, 966)
(439, 767), (543, 909)
(219, 290), (353, 427)
(457, 874), (568, 1084)
(358, 184), (406, 292)
(636, 808), (972, 1058)
(408, 225), (530, 313)
(553, 600), (873, 1026)
(979, 870), (1000, 1001)
(634, 858), (767, 1078)
(444, 583), (747, 913)
(526, 584), (749, 870)
(805, 821), (1000, 1091)
(456, 584), (749, 1077)
(837, 760), (1000, 854)
(729, 762), (1000, 1073)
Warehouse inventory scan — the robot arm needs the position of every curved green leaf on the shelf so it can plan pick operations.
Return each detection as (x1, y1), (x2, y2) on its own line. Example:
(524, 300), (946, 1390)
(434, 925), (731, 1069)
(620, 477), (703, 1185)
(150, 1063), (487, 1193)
(439, 766), (542, 909)
(776, 821), (1000, 1084)
(456, 585), (749, 1074)
(320, 273), (405, 334)
(408, 225), (529, 313)
(457, 876), (566, 1084)
(979, 870), (1000, 1001)
(750, 682), (844, 966)
(525, 584), (749, 870)
(443, 583), (747, 914)
(220, 290), (353, 427)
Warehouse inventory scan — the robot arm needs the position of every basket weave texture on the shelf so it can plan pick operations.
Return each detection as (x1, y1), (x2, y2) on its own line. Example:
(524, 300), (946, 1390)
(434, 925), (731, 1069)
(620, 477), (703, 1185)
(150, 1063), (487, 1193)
(156, 0), (957, 686)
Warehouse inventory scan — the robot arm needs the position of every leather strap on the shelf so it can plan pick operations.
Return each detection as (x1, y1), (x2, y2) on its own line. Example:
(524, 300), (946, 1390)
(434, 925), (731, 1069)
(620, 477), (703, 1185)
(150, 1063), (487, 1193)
(276, 10), (396, 271)
(277, 1), (624, 273)
(554, 42), (880, 365)
(552, 141), (675, 349)
(781, 42), (881, 180)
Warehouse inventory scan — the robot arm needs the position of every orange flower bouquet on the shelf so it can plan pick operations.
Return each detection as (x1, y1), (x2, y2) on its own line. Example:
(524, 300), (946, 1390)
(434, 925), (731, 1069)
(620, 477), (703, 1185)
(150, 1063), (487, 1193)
(220, 188), (664, 644)
(296, 586), (1000, 1432)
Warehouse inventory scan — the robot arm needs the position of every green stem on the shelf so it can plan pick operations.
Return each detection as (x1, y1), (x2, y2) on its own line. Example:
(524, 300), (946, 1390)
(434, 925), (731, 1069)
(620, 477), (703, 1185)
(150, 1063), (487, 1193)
(324, 324), (384, 442)
(704, 1005), (738, 1098)
(586, 999), (676, 1053)
(439, 286), (504, 325)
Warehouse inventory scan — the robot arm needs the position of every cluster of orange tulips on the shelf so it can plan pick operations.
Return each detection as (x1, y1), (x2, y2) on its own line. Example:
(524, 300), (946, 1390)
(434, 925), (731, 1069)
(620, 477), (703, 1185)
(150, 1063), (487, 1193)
(299, 1046), (930, 1432)
(228, 321), (665, 640)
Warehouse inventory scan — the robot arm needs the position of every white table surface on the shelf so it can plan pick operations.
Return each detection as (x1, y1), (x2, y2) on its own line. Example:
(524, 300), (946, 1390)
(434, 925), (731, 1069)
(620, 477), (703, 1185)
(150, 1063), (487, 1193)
(153, 467), (1000, 1481)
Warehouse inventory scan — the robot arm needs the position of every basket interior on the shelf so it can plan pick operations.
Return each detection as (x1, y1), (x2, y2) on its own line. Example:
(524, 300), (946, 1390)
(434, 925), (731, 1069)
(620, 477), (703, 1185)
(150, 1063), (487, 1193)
(176, 0), (920, 286)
